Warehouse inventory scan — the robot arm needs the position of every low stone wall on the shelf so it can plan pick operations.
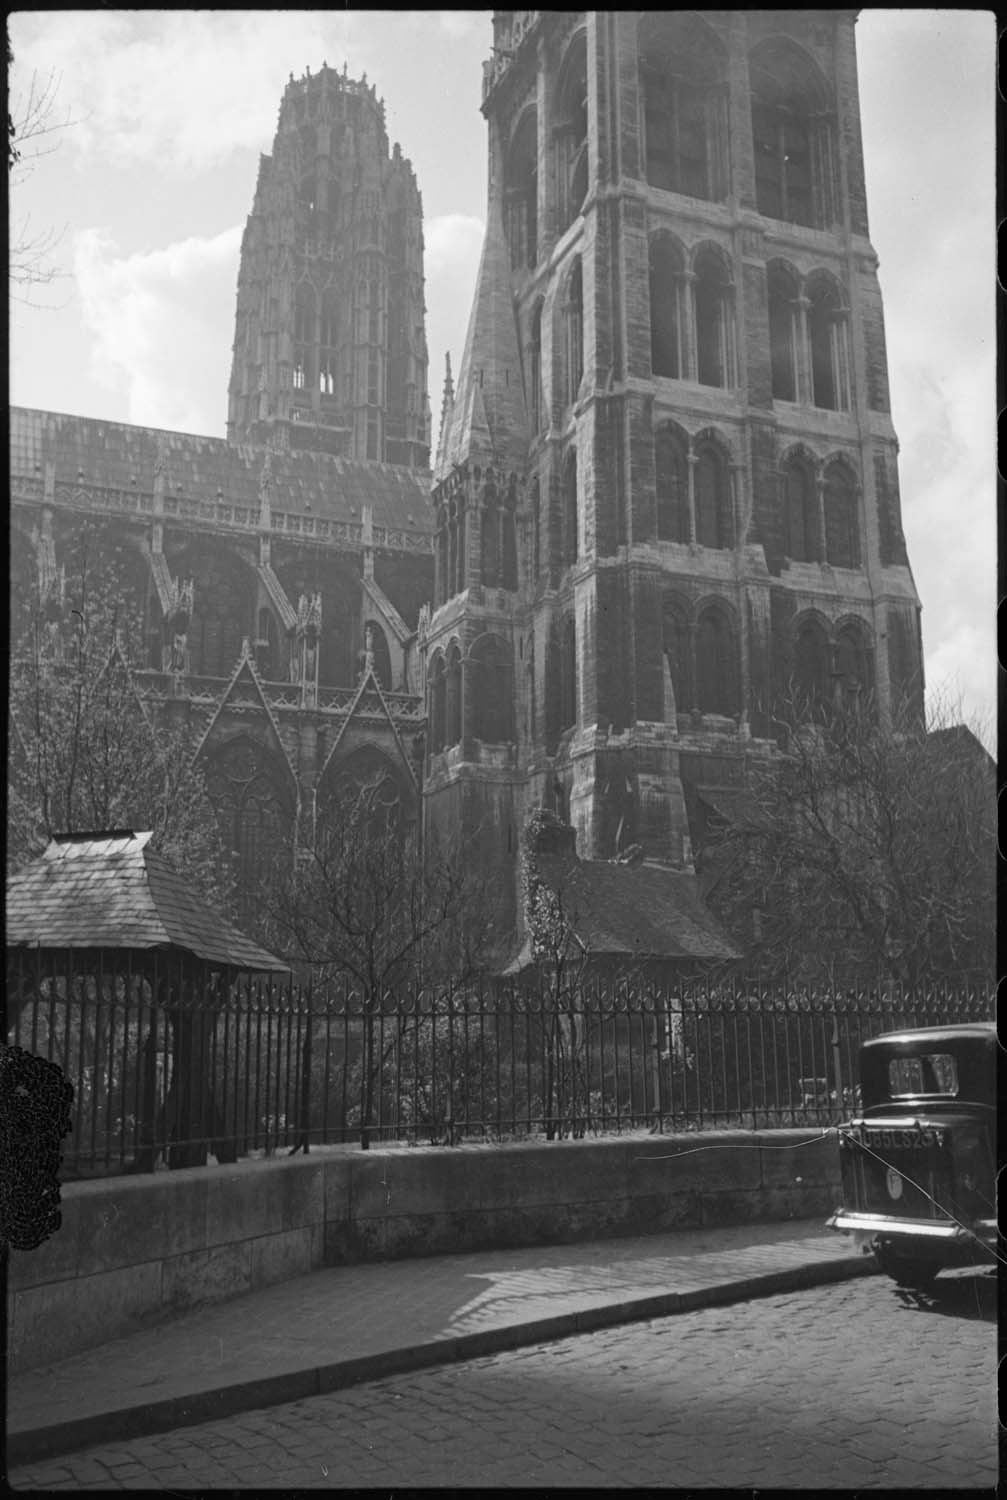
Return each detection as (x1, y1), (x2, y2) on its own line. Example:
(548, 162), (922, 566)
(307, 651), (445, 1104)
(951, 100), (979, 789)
(7, 1130), (842, 1374)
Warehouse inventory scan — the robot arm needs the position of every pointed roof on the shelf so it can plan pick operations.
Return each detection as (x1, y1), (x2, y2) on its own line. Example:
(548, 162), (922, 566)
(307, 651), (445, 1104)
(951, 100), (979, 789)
(433, 353), (455, 482)
(6, 831), (289, 973)
(317, 665), (418, 792)
(442, 195), (529, 478)
(191, 641), (298, 791)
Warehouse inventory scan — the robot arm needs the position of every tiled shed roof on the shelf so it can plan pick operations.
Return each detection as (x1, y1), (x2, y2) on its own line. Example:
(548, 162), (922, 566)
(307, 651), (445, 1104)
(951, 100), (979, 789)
(5, 832), (289, 973)
(516, 853), (741, 967)
(10, 407), (434, 535)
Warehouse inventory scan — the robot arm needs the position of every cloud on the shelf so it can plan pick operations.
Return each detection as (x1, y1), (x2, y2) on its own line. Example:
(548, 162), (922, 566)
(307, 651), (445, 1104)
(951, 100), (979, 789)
(9, 12), (366, 172)
(74, 225), (243, 435)
(425, 213), (486, 274)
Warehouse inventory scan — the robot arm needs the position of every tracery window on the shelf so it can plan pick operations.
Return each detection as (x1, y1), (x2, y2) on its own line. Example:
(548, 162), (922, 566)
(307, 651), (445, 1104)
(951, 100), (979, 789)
(293, 282), (314, 392)
(555, 33), (588, 236)
(560, 614), (577, 734)
(834, 622), (873, 706)
(326, 747), (404, 840)
(505, 110), (538, 271)
(445, 641), (462, 748)
(428, 650), (446, 753)
(180, 547), (252, 677)
(794, 617), (831, 717)
(471, 634), (514, 744)
(205, 739), (292, 922)
(562, 449), (579, 567)
(319, 290), (338, 398)
(808, 278), (850, 412)
(639, 14), (728, 202)
(564, 259), (584, 408)
(750, 41), (835, 229)
(528, 301), (543, 433)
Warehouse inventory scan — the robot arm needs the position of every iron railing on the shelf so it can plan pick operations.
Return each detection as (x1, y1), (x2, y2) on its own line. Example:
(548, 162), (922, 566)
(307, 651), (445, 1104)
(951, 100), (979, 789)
(4, 952), (994, 1178)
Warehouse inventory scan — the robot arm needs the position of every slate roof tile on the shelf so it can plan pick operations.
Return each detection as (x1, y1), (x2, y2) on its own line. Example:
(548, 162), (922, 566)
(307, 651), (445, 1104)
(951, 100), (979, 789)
(6, 832), (288, 973)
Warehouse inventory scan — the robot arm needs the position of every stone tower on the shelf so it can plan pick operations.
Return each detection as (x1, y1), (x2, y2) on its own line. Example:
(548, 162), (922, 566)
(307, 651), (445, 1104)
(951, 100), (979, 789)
(227, 62), (431, 468)
(424, 10), (923, 948)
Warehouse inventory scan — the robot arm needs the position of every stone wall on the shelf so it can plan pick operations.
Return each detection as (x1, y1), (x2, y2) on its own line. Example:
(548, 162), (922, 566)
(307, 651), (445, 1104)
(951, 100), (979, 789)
(7, 1131), (843, 1375)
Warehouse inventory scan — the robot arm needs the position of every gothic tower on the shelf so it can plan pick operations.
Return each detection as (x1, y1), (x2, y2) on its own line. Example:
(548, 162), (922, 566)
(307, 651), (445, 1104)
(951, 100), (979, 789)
(227, 62), (431, 468)
(425, 10), (922, 947)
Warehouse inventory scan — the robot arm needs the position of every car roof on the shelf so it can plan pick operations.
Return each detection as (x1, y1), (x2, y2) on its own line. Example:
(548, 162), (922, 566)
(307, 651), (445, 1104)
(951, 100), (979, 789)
(863, 1021), (996, 1049)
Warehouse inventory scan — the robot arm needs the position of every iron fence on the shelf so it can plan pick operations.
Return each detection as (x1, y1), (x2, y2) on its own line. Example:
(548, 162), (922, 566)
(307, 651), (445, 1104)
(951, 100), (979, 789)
(4, 950), (994, 1177)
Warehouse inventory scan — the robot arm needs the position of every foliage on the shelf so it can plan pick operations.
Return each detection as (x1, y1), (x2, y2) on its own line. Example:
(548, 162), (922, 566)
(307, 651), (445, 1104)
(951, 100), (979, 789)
(264, 781), (496, 1146)
(8, 35), (76, 302)
(701, 689), (996, 988)
(8, 518), (237, 918)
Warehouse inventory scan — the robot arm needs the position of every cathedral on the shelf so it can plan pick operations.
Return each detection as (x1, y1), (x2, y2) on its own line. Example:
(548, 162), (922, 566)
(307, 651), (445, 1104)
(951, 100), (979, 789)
(9, 13), (923, 966)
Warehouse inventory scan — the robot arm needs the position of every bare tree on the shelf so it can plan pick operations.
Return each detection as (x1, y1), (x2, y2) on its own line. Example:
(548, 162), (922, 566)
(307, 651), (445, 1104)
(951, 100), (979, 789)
(265, 780), (496, 1147)
(701, 688), (996, 988)
(8, 36), (76, 302)
(8, 518), (237, 916)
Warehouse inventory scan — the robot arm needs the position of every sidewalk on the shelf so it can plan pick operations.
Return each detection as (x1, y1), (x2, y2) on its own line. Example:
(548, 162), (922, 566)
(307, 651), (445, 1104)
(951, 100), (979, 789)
(7, 1218), (876, 1465)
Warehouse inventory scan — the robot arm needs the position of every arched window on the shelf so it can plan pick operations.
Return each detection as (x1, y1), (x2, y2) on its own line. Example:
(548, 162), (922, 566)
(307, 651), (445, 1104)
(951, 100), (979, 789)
(783, 453), (817, 563)
(695, 607), (735, 716)
(530, 476), (542, 582)
(655, 425), (689, 542)
(768, 262), (799, 402)
(293, 282), (314, 392)
(445, 641), (462, 748)
(481, 482), (500, 587)
(563, 449), (578, 567)
(471, 634), (514, 744)
(649, 236), (684, 379)
(556, 33), (588, 235)
(365, 620), (392, 689)
(446, 497), (466, 599)
(528, 301), (543, 433)
(318, 290), (338, 397)
(662, 600), (690, 713)
(694, 249), (733, 389)
(181, 547), (253, 677)
(750, 40), (834, 229)
(505, 110), (538, 271)
(823, 462), (859, 569)
(808, 278), (850, 412)
(834, 622), (872, 707)
(639, 14), (728, 202)
(437, 507), (449, 605)
(560, 615), (577, 733)
(794, 617), (830, 717)
(428, 651), (446, 753)
(694, 442), (729, 550)
(564, 259), (584, 407)
(325, 747), (404, 842)
(545, 629), (562, 755)
(502, 487), (518, 591)
(256, 607), (279, 680)
(206, 739), (293, 923)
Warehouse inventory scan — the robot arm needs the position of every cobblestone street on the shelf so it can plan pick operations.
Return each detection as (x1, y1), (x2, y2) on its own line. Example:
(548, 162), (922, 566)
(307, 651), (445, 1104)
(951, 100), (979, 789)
(9, 1273), (996, 1490)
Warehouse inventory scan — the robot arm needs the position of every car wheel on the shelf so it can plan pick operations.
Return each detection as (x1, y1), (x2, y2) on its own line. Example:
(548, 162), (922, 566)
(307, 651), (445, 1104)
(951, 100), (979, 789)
(873, 1242), (941, 1291)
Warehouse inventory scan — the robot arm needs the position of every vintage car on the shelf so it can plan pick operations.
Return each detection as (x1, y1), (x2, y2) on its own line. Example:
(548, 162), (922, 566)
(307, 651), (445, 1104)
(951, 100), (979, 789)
(828, 1021), (997, 1289)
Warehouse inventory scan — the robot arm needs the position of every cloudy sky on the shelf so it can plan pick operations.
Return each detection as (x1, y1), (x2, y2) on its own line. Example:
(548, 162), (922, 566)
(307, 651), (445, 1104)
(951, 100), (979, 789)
(9, 10), (996, 736)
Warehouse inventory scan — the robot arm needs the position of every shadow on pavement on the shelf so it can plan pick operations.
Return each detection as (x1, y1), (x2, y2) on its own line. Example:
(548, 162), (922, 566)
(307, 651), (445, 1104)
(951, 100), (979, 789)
(891, 1269), (997, 1323)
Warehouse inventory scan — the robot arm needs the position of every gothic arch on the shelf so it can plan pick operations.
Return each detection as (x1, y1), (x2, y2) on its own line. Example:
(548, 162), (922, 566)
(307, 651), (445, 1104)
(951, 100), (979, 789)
(662, 593), (693, 712)
(648, 231), (687, 379)
(791, 610), (832, 717)
(469, 632), (515, 744)
(638, 12), (729, 202)
(445, 638), (462, 748)
(427, 648), (446, 753)
(527, 298), (545, 433)
(204, 734), (295, 921)
(691, 244), (735, 389)
(805, 271), (851, 411)
(654, 421), (690, 541)
(319, 744), (409, 840)
(780, 445), (819, 563)
(556, 256), (584, 410)
(822, 457), (861, 569)
(692, 431), (733, 549)
(695, 600), (738, 716)
(767, 258), (801, 402)
(749, 37), (835, 229)
(555, 30), (589, 234)
(562, 446), (579, 566)
(833, 615), (874, 703)
(505, 106), (538, 271)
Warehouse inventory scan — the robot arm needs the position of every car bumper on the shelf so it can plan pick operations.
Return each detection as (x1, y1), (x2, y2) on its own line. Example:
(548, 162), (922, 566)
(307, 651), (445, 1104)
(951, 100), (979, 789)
(828, 1209), (998, 1253)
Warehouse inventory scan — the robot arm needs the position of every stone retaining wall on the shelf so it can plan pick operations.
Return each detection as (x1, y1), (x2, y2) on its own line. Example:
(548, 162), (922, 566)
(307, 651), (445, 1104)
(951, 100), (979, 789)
(7, 1130), (842, 1373)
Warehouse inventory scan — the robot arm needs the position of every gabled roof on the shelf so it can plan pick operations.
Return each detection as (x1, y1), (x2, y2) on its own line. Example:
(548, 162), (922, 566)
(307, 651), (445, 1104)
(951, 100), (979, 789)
(442, 195), (529, 477)
(10, 406), (435, 537)
(191, 640), (298, 789)
(317, 666), (418, 792)
(512, 851), (741, 970)
(5, 832), (289, 973)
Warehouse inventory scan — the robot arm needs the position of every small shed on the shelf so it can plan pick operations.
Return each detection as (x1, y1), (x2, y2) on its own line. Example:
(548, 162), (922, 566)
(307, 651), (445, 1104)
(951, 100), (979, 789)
(6, 831), (291, 1172)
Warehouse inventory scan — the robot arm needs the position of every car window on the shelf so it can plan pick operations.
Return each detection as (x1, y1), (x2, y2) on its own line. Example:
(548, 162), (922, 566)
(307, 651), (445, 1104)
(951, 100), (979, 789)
(887, 1052), (958, 1097)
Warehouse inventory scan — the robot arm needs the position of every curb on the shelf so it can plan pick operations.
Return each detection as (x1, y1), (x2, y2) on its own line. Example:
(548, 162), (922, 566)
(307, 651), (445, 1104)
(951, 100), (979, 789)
(8, 1253), (878, 1466)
